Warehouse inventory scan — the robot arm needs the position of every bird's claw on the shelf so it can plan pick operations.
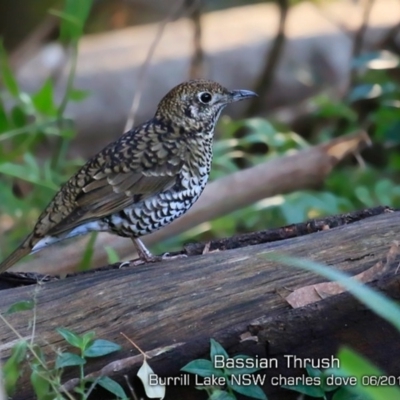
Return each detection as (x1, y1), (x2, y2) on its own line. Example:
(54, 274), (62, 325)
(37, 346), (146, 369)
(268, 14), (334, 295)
(120, 252), (187, 268)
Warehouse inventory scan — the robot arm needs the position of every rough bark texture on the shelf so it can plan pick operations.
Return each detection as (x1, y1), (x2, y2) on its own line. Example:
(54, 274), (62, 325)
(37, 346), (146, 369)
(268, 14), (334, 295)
(1, 206), (399, 399)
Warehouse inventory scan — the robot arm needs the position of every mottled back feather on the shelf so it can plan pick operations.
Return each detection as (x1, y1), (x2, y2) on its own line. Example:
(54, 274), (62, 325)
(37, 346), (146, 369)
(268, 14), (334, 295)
(43, 121), (187, 237)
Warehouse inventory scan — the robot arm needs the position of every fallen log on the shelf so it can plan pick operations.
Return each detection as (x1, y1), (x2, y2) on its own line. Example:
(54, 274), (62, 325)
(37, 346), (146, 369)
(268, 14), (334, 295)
(0, 206), (399, 399)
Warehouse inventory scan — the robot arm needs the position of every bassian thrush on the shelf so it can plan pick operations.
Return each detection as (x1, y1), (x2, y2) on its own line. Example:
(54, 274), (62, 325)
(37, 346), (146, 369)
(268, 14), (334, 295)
(0, 80), (256, 272)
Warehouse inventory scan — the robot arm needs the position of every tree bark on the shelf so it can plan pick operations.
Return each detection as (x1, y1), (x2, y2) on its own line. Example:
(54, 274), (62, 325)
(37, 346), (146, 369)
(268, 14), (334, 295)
(0, 207), (399, 399)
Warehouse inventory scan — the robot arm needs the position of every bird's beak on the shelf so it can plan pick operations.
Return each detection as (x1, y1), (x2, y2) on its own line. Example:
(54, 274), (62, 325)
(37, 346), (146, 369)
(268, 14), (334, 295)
(230, 89), (258, 102)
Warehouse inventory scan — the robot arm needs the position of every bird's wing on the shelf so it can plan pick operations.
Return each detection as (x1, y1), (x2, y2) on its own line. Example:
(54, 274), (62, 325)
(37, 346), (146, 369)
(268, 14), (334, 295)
(35, 128), (187, 238)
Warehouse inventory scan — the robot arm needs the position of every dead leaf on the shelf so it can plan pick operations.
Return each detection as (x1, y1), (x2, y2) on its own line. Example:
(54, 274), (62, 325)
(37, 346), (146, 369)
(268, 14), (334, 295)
(137, 359), (165, 399)
(385, 241), (400, 273)
(286, 258), (385, 308)
(239, 331), (258, 342)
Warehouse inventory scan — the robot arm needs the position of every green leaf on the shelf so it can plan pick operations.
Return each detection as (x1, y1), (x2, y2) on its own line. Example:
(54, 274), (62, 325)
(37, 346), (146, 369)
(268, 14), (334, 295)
(59, 127), (76, 140)
(8, 340), (28, 364)
(3, 340), (28, 395)
(267, 255), (400, 332)
(0, 41), (20, 96)
(382, 120), (400, 145)
(306, 364), (322, 379)
(333, 387), (366, 400)
(0, 160), (58, 191)
(97, 376), (127, 399)
(243, 118), (276, 137)
(224, 355), (263, 375)
(281, 383), (325, 398)
(77, 231), (97, 271)
(181, 359), (222, 377)
(228, 382), (267, 400)
(31, 368), (51, 399)
(210, 338), (229, 362)
(209, 390), (236, 400)
(11, 105), (27, 128)
(54, 0), (94, 42)
(32, 78), (57, 115)
(321, 372), (338, 392)
(0, 98), (10, 133)
(83, 339), (121, 358)
(313, 95), (357, 122)
(374, 179), (395, 206)
(354, 186), (375, 208)
(105, 246), (120, 264)
(56, 327), (83, 349)
(351, 51), (382, 69)
(0, 119), (59, 142)
(82, 330), (96, 350)
(6, 300), (34, 314)
(328, 347), (400, 400)
(68, 87), (90, 101)
(348, 84), (379, 102)
(55, 352), (86, 368)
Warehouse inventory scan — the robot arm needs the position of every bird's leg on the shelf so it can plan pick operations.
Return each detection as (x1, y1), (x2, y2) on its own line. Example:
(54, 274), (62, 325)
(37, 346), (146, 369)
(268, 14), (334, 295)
(126, 237), (187, 267)
(132, 238), (155, 263)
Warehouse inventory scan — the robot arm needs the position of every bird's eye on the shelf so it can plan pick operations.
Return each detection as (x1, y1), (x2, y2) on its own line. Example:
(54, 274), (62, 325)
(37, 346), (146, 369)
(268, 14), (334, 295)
(198, 92), (212, 104)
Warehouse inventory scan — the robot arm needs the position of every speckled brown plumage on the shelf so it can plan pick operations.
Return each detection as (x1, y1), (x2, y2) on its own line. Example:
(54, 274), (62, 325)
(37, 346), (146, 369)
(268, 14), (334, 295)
(0, 80), (256, 272)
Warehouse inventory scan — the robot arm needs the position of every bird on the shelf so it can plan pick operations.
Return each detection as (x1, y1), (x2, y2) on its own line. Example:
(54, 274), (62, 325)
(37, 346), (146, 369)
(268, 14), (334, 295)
(0, 79), (257, 273)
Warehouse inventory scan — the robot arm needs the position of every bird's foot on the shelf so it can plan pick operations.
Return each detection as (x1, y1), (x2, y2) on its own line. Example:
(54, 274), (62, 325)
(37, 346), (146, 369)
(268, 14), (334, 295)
(120, 252), (187, 268)
(119, 238), (188, 268)
(138, 252), (187, 264)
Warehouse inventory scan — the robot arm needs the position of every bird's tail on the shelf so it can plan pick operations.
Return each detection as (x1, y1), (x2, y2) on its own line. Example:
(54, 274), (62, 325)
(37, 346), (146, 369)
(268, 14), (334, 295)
(0, 237), (32, 273)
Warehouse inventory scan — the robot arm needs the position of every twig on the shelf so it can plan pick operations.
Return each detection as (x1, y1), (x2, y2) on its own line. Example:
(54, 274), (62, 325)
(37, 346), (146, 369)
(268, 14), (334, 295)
(187, 0), (205, 80)
(350, 0), (376, 85)
(245, 0), (290, 116)
(124, 374), (139, 400)
(311, 2), (352, 39)
(378, 21), (400, 53)
(123, 0), (187, 132)
(10, 15), (59, 68)
(51, 42), (78, 170)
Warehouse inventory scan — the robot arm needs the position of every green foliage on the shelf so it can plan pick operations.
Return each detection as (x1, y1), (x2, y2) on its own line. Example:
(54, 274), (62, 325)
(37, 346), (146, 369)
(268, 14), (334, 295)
(52, 0), (93, 43)
(2, 307), (125, 399)
(329, 347), (400, 400)
(77, 232), (98, 271)
(54, 327), (124, 398)
(312, 50), (400, 207)
(270, 254), (400, 400)
(105, 246), (120, 264)
(0, 0), (94, 262)
(96, 376), (129, 400)
(6, 299), (35, 314)
(182, 339), (267, 400)
(3, 340), (28, 395)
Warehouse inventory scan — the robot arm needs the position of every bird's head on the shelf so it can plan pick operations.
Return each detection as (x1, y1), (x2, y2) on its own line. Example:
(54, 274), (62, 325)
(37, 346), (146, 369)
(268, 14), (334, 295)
(155, 80), (257, 134)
